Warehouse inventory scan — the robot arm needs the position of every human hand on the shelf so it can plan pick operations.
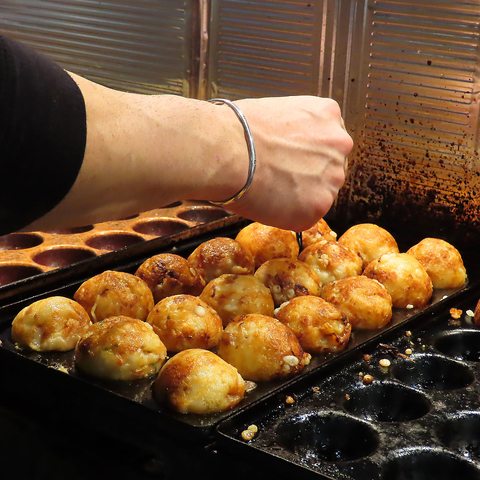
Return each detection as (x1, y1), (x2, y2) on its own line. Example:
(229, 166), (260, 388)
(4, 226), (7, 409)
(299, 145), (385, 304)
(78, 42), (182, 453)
(222, 96), (353, 232)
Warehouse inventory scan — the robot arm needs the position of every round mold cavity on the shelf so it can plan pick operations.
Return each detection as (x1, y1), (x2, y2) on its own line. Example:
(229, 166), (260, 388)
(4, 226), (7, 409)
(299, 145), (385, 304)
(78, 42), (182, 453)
(162, 201), (182, 208)
(32, 248), (97, 268)
(434, 330), (480, 362)
(0, 233), (43, 250)
(435, 412), (480, 460)
(42, 225), (94, 235)
(343, 381), (431, 422)
(381, 447), (480, 480)
(132, 219), (190, 236)
(276, 411), (379, 462)
(0, 265), (44, 285)
(176, 206), (229, 224)
(85, 233), (145, 251)
(391, 353), (474, 391)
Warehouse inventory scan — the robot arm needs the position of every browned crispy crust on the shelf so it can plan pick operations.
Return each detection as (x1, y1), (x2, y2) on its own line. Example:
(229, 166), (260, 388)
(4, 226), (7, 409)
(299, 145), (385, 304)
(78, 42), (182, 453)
(146, 294), (223, 352)
(321, 275), (393, 329)
(188, 237), (255, 283)
(298, 240), (362, 285)
(74, 270), (154, 323)
(154, 349), (245, 414)
(200, 274), (274, 326)
(217, 314), (311, 382)
(338, 223), (399, 270)
(11, 296), (92, 351)
(407, 237), (467, 289)
(301, 218), (337, 249)
(474, 299), (480, 326)
(254, 258), (321, 307)
(274, 295), (351, 354)
(135, 253), (205, 303)
(235, 222), (299, 268)
(363, 253), (433, 309)
(75, 316), (167, 381)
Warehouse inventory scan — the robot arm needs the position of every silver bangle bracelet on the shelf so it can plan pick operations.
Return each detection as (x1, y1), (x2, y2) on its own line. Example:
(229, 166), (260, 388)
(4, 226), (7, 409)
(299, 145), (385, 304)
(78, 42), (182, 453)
(208, 98), (256, 206)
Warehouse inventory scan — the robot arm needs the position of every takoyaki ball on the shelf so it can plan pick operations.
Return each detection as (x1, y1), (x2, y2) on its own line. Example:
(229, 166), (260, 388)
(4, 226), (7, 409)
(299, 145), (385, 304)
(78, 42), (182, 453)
(217, 314), (311, 382)
(75, 316), (167, 381)
(154, 349), (245, 414)
(363, 253), (433, 309)
(135, 253), (205, 304)
(146, 295), (223, 352)
(254, 258), (321, 308)
(338, 223), (399, 270)
(302, 218), (337, 250)
(274, 296), (351, 354)
(199, 274), (274, 327)
(320, 276), (393, 330)
(406, 238), (467, 289)
(11, 296), (92, 352)
(187, 237), (255, 283)
(74, 270), (154, 323)
(298, 240), (362, 285)
(474, 299), (480, 326)
(235, 222), (299, 269)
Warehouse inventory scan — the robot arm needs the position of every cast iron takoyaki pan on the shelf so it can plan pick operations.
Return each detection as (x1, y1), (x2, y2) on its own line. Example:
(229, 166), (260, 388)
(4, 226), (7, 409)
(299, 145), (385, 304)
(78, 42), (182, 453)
(216, 283), (480, 479)
(0, 220), (471, 445)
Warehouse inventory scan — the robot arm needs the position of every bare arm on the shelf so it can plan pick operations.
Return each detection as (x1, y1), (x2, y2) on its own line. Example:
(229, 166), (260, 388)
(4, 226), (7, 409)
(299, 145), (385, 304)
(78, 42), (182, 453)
(24, 73), (248, 230)
(24, 74), (353, 233)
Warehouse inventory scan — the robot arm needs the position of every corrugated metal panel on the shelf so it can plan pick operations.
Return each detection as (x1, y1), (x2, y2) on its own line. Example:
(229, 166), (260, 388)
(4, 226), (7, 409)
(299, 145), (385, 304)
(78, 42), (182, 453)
(341, 0), (480, 238)
(207, 0), (368, 119)
(0, 0), (195, 95)
(2, 0), (480, 240)
(208, 0), (323, 99)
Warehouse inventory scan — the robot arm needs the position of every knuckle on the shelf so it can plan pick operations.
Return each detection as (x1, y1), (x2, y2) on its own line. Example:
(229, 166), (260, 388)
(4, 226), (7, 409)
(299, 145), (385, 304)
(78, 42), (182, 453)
(325, 97), (342, 115)
(339, 132), (354, 155)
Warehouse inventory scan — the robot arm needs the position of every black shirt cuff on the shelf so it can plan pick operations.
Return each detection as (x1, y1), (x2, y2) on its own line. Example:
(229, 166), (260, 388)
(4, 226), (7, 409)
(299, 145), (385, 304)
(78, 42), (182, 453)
(0, 34), (87, 234)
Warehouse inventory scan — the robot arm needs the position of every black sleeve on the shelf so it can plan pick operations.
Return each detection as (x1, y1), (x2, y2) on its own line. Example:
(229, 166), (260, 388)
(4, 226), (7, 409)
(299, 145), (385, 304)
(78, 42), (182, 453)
(0, 34), (87, 234)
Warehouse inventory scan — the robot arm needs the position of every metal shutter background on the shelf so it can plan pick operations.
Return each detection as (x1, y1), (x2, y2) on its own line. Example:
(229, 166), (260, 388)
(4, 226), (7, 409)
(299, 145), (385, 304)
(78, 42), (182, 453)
(337, 0), (480, 238)
(2, 0), (480, 238)
(0, 0), (196, 96)
(207, 0), (323, 99)
(206, 0), (366, 113)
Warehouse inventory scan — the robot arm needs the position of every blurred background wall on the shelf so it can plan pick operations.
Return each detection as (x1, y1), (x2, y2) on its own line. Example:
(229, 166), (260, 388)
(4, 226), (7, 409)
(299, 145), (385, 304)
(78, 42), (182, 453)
(2, 0), (480, 244)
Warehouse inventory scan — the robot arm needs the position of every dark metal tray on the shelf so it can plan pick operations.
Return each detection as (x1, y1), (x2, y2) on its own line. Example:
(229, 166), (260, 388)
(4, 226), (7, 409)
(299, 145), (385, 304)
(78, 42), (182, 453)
(0, 220), (471, 445)
(216, 282), (480, 480)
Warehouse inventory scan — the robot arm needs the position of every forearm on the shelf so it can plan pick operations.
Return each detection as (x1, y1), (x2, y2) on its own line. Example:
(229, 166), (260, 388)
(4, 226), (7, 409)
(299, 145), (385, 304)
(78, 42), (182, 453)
(24, 74), (248, 231)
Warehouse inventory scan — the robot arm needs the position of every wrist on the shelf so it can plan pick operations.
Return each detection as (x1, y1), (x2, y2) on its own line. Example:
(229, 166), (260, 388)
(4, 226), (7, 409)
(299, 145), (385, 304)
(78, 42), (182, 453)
(193, 100), (251, 203)
(207, 99), (256, 206)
